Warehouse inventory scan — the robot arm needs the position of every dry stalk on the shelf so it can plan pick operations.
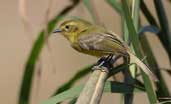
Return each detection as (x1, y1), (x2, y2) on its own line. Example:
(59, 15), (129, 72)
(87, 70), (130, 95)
(76, 68), (108, 104)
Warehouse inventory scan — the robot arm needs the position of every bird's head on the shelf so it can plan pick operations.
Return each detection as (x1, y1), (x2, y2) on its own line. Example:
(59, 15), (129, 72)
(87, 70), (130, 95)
(53, 19), (92, 40)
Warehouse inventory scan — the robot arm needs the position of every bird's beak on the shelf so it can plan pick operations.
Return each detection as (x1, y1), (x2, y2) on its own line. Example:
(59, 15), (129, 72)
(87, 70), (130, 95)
(53, 29), (62, 33)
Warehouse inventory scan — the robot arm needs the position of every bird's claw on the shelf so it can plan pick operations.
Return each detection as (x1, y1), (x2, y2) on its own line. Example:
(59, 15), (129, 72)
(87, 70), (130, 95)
(92, 54), (117, 73)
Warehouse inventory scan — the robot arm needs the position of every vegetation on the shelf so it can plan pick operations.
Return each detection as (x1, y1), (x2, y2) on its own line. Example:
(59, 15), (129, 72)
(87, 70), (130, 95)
(18, 0), (171, 104)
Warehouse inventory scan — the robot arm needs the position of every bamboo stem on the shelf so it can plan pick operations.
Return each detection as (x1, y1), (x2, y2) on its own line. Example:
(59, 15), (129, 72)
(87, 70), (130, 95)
(76, 69), (108, 104)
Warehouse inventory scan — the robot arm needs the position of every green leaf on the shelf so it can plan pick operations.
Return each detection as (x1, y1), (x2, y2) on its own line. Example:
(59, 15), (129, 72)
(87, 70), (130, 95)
(141, 0), (171, 62)
(83, 0), (96, 22)
(69, 98), (77, 104)
(19, 31), (45, 104)
(104, 81), (144, 93)
(106, 0), (123, 14)
(53, 64), (93, 95)
(41, 81), (144, 104)
(153, 0), (171, 60)
(42, 84), (83, 104)
(140, 34), (171, 100)
(121, 0), (140, 52)
(140, 0), (171, 101)
(108, 64), (128, 77)
(123, 1), (140, 103)
(140, 0), (159, 27)
(18, 0), (81, 104)
(121, 0), (158, 104)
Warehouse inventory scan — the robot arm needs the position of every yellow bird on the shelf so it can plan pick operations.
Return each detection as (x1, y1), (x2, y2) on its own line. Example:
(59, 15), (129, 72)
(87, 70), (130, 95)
(53, 18), (157, 81)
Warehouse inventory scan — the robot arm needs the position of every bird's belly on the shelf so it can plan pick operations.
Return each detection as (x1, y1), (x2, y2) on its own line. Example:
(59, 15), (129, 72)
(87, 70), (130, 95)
(81, 50), (110, 57)
(74, 47), (117, 57)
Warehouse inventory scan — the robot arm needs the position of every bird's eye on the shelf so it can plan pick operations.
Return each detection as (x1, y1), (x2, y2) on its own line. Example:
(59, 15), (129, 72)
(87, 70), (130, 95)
(64, 25), (77, 32)
(65, 25), (70, 30)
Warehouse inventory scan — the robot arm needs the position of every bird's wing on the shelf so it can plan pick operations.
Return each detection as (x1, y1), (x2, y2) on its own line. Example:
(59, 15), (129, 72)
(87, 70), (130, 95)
(78, 32), (127, 55)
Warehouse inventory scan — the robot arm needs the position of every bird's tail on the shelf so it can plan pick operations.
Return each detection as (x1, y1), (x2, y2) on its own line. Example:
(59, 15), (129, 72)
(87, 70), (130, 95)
(127, 51), (158, 81)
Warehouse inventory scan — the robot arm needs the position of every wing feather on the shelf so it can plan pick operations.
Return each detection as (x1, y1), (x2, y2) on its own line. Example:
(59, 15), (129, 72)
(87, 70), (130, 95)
(78, 32), (127, 55)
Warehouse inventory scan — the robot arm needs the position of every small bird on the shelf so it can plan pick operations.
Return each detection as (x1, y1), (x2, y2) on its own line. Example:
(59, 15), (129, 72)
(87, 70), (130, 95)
(53, 18), (157, 81)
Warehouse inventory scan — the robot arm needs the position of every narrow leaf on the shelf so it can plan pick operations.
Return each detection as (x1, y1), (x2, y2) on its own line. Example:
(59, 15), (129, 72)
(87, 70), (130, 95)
(140, 0), (159, 27)
(53, 64), (93, 95)
(106, 0), (123, 14)
(140, 34), (171, 100)
(69, 98), (77, 104)
(123, 1), (140, 103)
(42, 84), (83, 104)
(140, 0), (171, 101)
(83, 0), (96, 22)
(41, 81), (144, 104)
(140, 0), (171, 63)
(153, 0), (171, 60)
(83, 0), (101, 24)
(121, 0), (158, 103)
(18, 0), (81, 104)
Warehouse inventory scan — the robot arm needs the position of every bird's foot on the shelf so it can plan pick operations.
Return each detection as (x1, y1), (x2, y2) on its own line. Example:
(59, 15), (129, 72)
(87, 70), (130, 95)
(92, 54), (120, 73)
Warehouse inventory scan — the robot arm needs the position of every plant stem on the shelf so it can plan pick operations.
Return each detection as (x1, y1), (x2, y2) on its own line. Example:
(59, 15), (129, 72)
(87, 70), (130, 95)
(76, 69), (108, 104)
(141, 35), (171, 101)
(153, 0), (171, 60)
(121, 0), (158, 103)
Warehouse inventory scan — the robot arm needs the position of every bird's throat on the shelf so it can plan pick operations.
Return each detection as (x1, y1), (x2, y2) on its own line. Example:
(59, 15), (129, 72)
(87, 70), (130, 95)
(67, 33), (78, 44)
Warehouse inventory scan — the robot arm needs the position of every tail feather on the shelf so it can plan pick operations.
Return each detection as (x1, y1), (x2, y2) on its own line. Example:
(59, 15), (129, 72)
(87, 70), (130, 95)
(128, 51), (158, 81)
